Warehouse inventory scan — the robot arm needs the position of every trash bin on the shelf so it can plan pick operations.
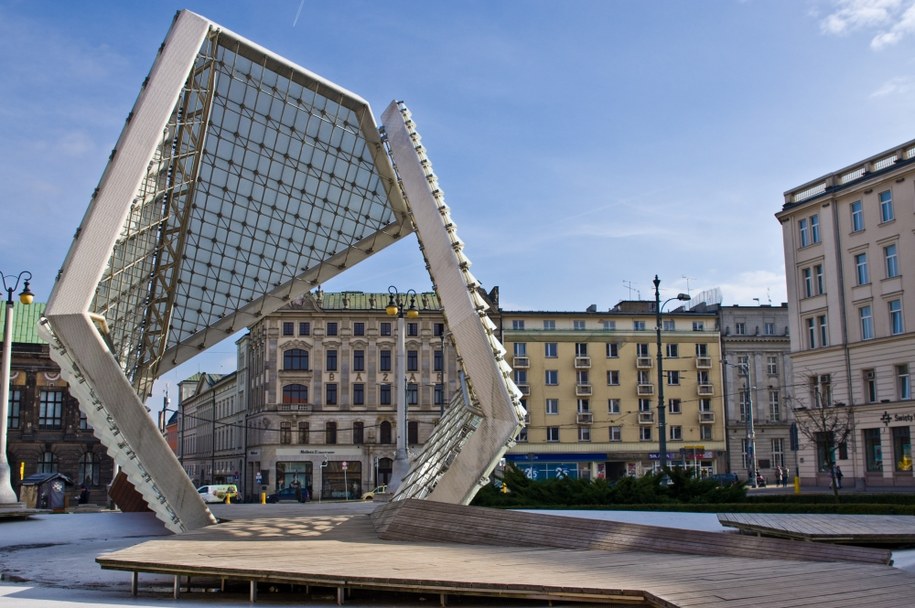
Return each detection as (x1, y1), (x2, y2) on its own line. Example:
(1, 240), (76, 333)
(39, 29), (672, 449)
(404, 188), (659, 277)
(20, 473), (74, 510)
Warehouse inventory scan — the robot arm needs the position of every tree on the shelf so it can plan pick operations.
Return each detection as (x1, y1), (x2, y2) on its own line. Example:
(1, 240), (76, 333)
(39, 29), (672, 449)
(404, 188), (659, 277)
(793, 378), (852, 501)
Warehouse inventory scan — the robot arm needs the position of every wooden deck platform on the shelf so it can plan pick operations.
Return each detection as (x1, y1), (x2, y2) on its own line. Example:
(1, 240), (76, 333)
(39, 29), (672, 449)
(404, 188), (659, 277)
(95, 501), (915, 607)
(718, 512), (915, 545)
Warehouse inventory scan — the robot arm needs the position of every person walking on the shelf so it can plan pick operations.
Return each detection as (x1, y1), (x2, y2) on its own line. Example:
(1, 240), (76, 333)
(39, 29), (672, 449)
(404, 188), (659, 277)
(835, 465), (844, 489)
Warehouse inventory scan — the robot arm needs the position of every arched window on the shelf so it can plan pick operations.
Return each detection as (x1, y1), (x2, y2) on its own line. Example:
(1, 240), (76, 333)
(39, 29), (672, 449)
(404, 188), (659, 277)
(38, 451), (58, 474)
(79, 452), (100, 486)
(379, 421), (393, 445)
(283, 348), (309, 370)
(283, 384), (309, 404)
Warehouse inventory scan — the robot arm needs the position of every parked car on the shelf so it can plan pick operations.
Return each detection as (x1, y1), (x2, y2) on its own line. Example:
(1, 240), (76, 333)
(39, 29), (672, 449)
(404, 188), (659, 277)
(361, 485), (387, 500)
(709, 473), (740, 486)
(266, 487), (308, 503)
(197, 484), (239, 504)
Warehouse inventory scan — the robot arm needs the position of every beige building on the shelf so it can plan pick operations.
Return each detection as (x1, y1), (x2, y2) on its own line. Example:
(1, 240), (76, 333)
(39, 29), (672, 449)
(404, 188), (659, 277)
(500, 301), (725, 480)
(778, 139), (915, 488)
(241, 289), (460, 500)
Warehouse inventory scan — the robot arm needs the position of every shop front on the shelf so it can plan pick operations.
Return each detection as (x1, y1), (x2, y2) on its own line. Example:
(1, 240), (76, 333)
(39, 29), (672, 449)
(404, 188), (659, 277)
(856, 407), (914, 488)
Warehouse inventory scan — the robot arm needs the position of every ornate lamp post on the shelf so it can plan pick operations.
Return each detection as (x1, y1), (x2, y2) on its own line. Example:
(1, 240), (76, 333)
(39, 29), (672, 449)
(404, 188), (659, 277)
(653, 275), (690, 474)
(386, 286), (418, 492)
(1, 271), (34, 506)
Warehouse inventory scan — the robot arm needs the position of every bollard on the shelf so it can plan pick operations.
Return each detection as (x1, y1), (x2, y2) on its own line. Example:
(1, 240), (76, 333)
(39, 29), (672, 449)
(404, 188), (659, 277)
(225, 493), (231, 504)
(260, 491), (266, 504)
(793, 476), (800, 495)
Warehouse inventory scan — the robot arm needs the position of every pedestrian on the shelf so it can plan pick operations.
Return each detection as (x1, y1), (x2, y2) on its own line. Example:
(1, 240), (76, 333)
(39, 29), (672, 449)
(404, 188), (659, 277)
(782, 466), (790, 487)
(775, 465), (782, 487)
(291, 478), (302, 502)
(835, 465), (843, 489)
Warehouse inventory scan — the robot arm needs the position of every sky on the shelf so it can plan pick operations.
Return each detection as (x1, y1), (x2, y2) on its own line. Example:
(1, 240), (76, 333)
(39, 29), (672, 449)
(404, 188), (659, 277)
(2, 0), (915, 404)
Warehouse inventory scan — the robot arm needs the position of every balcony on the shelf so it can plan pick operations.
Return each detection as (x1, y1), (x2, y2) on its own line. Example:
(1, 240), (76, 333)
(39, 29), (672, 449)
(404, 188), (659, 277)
(574, 356), (591, 369)
(277, 403), (312, 413)
(512, 356), (530, 369)
(699, 411), (715, 424)
(637, 383), (654, 396)
(697, 384), (714, 396)
(636, 357), (653, 369)
(575, 383), (593, 397)
(638, 411), (654, 424)
(696, 356), (712, 369)
(517, 384), (530, 396)
(577, 412), (593, 424)
(522, 412), (530, 425)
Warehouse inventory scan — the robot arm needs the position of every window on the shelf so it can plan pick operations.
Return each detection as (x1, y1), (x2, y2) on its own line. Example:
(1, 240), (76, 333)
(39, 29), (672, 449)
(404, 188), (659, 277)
(298, 422), (309, 444)
(607, 370), (620, 385)
(380, 421), (393, 444)
(768, 390), (780, 421)
(282, 322), (294, 336)
(514, 369), (527, 385)
(353, 421), (364, 444)
(663, 319), (675, 331)
(898, 364), (911, 400)
(575, 343), (588, 356)
(326, 421), (337, 444)
(606, 343), (619, 358)
(608, 399), (621, 414)
(667, 370), (680, 385)
(407, 350), (418, 371)
(764, 322), (776, 336)
(407, 383), (418, 406)
(326, 322), (338, 336)
(576, 370), (589, 385)
(512, 320), (525, 330)
(805, 317), (816, 349)
(433, 349), (443, 372)
(893, 426), (911, 472)
(602, 320), (616, 330)
(407, 322), (418, 337)
(543, 320), (555, 330)
(325, 383), (337, 405)
(771, 438), (785, 468)
(799, 217), (809, 247)
(802, 267), (813, 297)
(636, 343), (650, 357)
(692, 321), (704, 331)
(380, 384), (391, 405)
(889, 299), (904, 335)
(818, 314), (828, 347)
(665, 343), (679, 358)
(326, 350), (338, 372)
(353, 350), (365, 371)
(280, 422), (292, 444)
(546, 398), (559, 415)
(353, 383), (365, 406)
(544, 343), (557, 358)
(610, 426), (622, 442)
(39, 390), (64, 429)
(546, 427), (560, 442)
(578, 427), (591, 442)
(577, 399), (590, 413)
(638, 399), (652, 412)
(408, 421), (419, 445)
(434, 323), (445, 337)
(696, 343), (708, 356)
(37, 451), (58, 474)
(854, 252), (869, 285)
(434, 384), (445, 406)
(283, 384), (309, 404)
(699, 398), (712, 412)
(381, 322), (392, 336)
(859, 305), (874, 340)
(735, 322), (746, 335)
(670, 426), (682, 441)
(864, 369), (877, 403)
(814, 264), (825, 295)
(739, 389), (750, 421)
(298, 322), (310, 336)
(78, 452), (99, 486)
(810, 214), (820, 243)
(514, 342), (527, 356)
(766, 355), (778, 375)
(879, 190), (894, 222)
(284, 348), (309, 370)
(573, 320), (586, 331)
(7, 389), (21, 429)
(633, 320), (646, 331)
(700, 426), (712, 441)
(639, 427), (652, 441)
(354, 322), (365, 336)
(811, 374), (832, 406)
(380, 349), (392, 371)
(545, 370), (558, 385)
(851, 200), (864, 231)
(863, 428), (882, 472)
(885, 244), (899, 278)
(668, 398), (681, 414)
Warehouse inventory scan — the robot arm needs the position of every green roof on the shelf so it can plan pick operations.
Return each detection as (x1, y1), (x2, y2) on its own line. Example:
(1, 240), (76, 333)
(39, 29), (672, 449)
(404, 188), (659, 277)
(317, 291), (441, 311)
(0, 301), (46, 344)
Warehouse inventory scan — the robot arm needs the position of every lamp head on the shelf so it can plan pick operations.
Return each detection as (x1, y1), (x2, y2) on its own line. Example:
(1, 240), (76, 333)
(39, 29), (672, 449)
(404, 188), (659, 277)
(676, 293), (691, 302)
(19, 280), (34, 305)
(385, 293), (399, 317)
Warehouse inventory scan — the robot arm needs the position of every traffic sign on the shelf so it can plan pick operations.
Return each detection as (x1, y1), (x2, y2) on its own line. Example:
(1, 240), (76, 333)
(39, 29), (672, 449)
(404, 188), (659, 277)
(342, 461), (348, 470)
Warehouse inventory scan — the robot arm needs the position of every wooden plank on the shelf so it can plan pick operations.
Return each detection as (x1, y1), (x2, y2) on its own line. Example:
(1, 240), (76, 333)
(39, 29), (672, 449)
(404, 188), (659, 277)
(718, 513), (915, 546)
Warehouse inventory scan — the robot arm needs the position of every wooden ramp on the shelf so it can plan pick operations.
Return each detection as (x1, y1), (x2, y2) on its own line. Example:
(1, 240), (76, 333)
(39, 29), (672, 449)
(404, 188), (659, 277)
(95, 501), (915, 607)
(718, 513), (915, 545)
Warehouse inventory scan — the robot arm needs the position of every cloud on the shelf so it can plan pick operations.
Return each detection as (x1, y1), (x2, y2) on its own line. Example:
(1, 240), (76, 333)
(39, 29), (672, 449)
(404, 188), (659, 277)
(820, 0), (915, 48)
(870, 75), (915, 96)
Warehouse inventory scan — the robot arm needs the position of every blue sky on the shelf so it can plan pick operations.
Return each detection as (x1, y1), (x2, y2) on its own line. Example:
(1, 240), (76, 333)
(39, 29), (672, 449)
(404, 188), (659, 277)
(2, 0), (915, 398)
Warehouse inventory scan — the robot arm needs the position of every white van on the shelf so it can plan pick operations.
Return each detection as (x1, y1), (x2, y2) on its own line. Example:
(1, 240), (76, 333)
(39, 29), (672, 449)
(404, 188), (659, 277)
(196, 484), (238, 503)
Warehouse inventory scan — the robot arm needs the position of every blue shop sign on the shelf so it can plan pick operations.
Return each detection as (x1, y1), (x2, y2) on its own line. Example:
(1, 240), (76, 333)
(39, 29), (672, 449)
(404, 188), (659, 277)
(505, 453), (602, 463)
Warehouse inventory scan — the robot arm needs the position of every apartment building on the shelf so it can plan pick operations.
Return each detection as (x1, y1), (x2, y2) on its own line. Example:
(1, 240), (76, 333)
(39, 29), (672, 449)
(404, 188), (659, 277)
(500, 301), (725, 480)
(241, 289), (459, 500)
(718, 304), (794, 483)
(778, 139), (915, 487)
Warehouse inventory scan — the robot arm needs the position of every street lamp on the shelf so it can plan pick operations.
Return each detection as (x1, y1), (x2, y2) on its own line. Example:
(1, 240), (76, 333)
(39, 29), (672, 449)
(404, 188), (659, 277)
(653, 275), (690, 474)
(386, 286), (418, 492)
(1, 271), (34, 506)
(723, 359), (758, 488)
